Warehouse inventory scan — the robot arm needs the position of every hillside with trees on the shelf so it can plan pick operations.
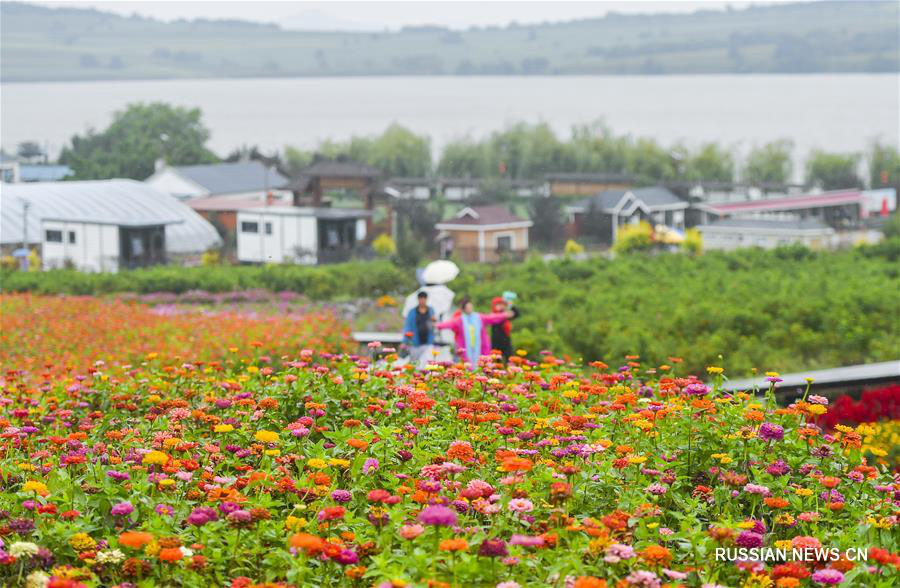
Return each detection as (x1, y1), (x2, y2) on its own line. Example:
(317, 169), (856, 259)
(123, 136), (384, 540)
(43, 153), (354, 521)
(1, 1), (897, 82)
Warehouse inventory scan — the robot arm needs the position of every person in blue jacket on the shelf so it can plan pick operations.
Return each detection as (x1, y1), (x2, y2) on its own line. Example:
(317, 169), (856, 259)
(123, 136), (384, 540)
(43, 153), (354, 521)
(403, 291), (435, 368)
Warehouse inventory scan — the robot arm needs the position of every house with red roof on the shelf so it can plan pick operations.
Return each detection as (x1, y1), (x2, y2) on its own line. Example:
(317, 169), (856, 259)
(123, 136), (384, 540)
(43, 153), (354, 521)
(435, 205), (533, 263)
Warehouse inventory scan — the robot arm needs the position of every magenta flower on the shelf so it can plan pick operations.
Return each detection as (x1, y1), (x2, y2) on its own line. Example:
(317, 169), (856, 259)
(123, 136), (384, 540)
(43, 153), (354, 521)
(110, 501), (134, 517)
(735, 531), (764, 548)
(417, 505), (457, 527)
(758, 422), (784, 441)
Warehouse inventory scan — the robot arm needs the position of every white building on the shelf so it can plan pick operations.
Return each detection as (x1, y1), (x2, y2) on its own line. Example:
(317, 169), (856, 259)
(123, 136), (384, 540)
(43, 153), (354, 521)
(236, 206), (370, 265)
(146, 160), (291, 202)
(1, 180), (222, 271)
(697, 218), (835, 251)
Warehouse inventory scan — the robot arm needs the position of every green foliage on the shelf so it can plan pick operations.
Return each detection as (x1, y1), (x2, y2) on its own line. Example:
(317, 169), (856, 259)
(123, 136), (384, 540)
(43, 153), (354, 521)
(285, 124), (431, 178)
(742, 140), (794, 185)
(528, 196), (564, 249)
(365, 123), (432, 177)
(457, 246), (900, 376)
(868, 141), (900, 189)
(612, 221), (655, 254)
(680, 142), (735, 183)
(392, 219), (425, 268)
(58, 102), (218, 180)
(4, 247), (898, 377)
(805, 150), (863, 190)
(437, 137), (490, 177)
(0, 261), (415, 300)
(882, 212), (900, 239)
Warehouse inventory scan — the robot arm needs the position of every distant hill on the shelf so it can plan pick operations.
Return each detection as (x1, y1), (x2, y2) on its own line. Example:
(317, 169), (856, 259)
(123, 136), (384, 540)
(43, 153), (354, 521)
(1, 1), (897, 82)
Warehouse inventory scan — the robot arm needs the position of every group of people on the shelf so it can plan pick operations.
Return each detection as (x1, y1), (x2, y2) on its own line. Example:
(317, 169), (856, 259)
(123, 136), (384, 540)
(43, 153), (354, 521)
(403, 290), (519, 368)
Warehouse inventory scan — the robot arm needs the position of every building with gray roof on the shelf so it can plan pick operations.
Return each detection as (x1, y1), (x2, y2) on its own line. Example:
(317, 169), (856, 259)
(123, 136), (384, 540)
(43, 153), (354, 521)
(145, 160), (290, 200)
(696, 217), (835, 251)
(566, 187), (689, 245)
(2, 180), (222, 270)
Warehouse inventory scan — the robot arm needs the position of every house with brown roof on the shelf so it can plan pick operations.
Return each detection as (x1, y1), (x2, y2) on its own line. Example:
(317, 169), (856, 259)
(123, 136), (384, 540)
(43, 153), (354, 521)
(435, 205), (533, 263)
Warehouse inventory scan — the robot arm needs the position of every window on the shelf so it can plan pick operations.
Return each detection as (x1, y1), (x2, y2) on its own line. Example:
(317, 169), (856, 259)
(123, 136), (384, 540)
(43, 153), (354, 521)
(497, 235), (512, 251)
(241, 221), (259, 233)
(45, 230), (63, 243)
(68, 231), (76, 244)
(265, 222), (273, 235)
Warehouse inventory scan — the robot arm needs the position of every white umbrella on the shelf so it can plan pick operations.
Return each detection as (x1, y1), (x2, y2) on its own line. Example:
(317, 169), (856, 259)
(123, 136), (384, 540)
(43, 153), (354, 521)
(421, 260), (459, 285)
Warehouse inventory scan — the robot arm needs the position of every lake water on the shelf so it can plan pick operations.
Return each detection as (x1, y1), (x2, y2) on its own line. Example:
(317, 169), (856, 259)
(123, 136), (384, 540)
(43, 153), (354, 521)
(2, 75), (897, 175)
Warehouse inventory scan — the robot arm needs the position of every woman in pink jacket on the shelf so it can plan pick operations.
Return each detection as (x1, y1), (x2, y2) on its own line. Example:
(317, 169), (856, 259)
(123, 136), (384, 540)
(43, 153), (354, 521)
(436, 296), (513, 366)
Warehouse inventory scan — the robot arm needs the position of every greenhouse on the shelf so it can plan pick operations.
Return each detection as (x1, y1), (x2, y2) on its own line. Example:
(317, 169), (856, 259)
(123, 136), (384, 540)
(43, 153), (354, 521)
(1, 180), (222, 271)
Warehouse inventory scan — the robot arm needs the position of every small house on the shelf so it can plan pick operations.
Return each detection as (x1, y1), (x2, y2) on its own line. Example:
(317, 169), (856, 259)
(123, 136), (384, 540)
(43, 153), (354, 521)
(435, 205), (533, 263)
(566, 187), (689, 245)
(236, 206), (371, 265)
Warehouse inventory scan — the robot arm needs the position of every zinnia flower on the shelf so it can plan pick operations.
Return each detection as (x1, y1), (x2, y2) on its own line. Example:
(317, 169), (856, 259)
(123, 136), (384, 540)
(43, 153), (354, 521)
(111, 501), (134, 517)
(417, 505), (457, 527)
(758, 422), (784, 441)
(811, 569), (844, 585)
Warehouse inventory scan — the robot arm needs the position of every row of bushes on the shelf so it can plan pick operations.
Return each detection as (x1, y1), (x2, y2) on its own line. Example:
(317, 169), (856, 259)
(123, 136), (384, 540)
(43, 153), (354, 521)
(0, 261), (416, 300)
(3, 242), (898, 376)
(454, 243), (899, 376)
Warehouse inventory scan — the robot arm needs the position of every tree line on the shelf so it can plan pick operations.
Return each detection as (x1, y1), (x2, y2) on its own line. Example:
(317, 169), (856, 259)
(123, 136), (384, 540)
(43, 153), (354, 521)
(43, 103), (899, 193)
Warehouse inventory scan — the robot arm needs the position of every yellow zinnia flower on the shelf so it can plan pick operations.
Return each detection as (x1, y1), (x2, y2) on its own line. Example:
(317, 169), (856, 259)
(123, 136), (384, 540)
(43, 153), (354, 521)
(255, 430), (279, 443)
(142, 451), (168, 466)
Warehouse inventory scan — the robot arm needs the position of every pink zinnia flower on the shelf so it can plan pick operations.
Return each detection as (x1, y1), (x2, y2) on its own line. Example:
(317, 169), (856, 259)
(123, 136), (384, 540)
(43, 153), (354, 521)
(811, 568), (844, 585)
(507, 498), (533, 513)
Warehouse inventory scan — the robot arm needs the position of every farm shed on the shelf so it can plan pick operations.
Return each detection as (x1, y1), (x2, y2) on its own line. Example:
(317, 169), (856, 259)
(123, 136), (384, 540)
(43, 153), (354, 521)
(236, 206), (370, 265)
(1, 180), (222, 271)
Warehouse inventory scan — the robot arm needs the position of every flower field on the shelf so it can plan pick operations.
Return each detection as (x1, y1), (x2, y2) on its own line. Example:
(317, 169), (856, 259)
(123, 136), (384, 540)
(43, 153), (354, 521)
(0, 294), (351, 380)
(0, 296), (898, 588)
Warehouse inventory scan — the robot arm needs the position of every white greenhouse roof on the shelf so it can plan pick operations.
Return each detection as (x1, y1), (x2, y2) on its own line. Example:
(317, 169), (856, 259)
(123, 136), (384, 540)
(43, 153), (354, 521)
(1, 179), (222, 253)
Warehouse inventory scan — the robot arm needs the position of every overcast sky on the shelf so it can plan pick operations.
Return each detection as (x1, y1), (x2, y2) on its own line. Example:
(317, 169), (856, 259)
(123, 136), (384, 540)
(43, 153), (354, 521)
(39, 1), (798, 32)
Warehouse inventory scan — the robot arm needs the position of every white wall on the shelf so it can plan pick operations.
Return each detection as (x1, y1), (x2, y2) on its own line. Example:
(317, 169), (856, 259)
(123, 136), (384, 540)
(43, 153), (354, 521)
(41, 221), (119, 272)
(698, 228), (834, 251)
(145, 169), (208, 200)
(355, 219), (367, 242)
(236, 212), (318, 264)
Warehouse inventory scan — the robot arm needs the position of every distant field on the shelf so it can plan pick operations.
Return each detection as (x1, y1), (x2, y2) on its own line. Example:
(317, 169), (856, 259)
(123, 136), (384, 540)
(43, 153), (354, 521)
(1, 1), (897, 82)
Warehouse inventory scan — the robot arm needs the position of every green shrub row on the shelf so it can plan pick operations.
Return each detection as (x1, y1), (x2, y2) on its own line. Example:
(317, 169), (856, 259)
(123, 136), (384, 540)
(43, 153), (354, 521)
(3, 243), (897, 376)
(0, 261), (416, 300)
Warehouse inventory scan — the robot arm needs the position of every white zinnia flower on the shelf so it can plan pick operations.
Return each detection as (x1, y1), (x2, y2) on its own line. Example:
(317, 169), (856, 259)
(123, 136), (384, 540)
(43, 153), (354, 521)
(9, 541), (40, 557)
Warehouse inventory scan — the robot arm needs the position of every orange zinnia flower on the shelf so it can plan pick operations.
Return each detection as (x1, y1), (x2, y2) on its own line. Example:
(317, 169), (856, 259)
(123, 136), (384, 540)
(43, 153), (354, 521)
(501, 457), (533, 472)
(158, 547), (184, 562)
(289, 533), (324, 555)
(573, 578), (607, 588)
(438, 538), (468, 551)
(118, 531), (154, 549)
(641, 544), (672, 565)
